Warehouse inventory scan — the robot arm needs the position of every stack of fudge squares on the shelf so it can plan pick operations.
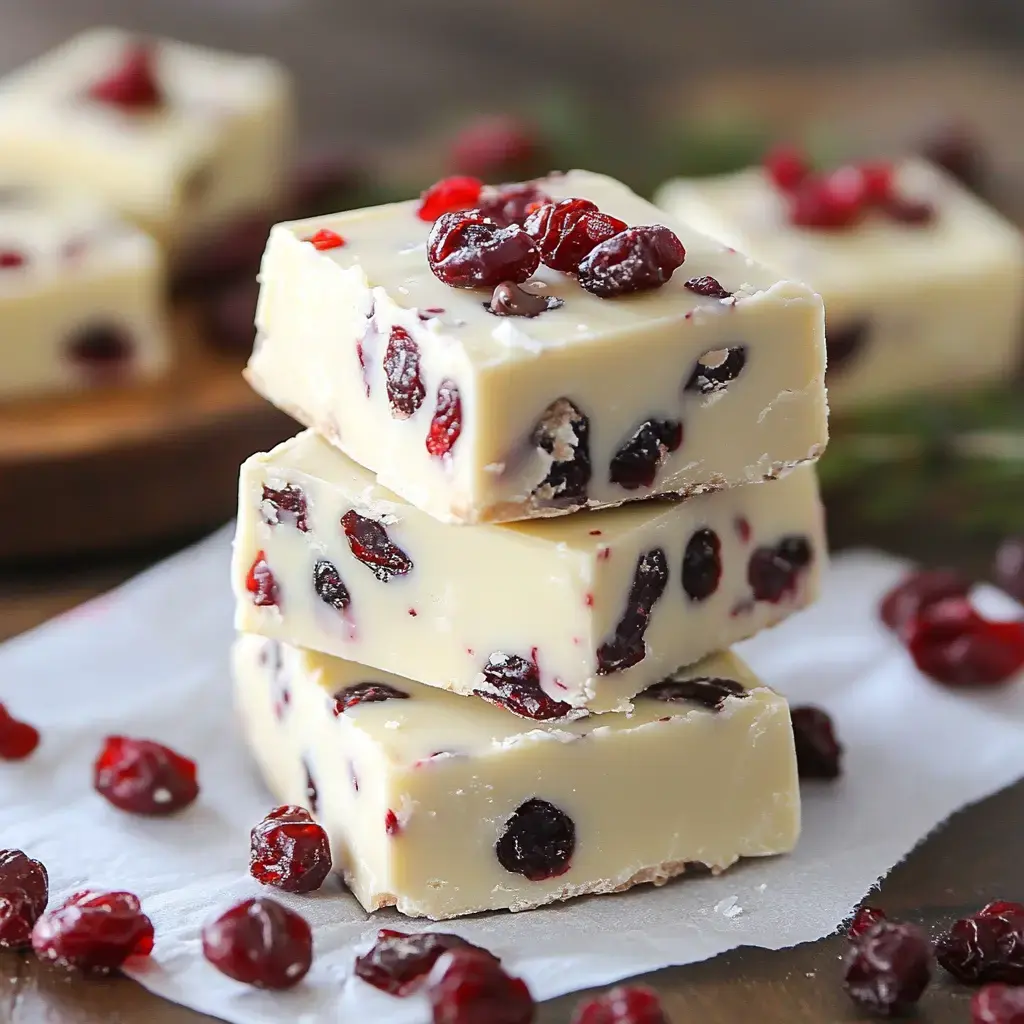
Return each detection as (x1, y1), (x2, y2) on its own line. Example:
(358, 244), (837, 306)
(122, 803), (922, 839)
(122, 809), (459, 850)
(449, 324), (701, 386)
(230, 170), (830, 920)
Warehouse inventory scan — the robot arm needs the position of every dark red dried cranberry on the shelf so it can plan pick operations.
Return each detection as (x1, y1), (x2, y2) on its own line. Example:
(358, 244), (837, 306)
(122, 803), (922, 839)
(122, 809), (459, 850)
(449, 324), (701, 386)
(530, 398), (591, 508)
(685, 276), (732, 299)
(306, 227), (345, 250)
(0, 850), (48, 949)
(609, 419), (683, 490)
(496, 798), (574, 881)
(342, 510), (413, 582)
(936, 908), (1024, 984)
(428, 211), (540, 289)
(250, 805), (332, 893)
(789, 170), (867, 230)
(66, 324), (134, 372)
(640, 676), (746, 711)
(245, 551), (279, 606)
(0, 250), (26, 269)
(478, 182), (552, 228)
(355, 928), (494, 996)
(474, 653), (572, 720)
(682, 528), (722, 601)
(879, 569), (972, 635)
(428, 948), (535, 1024)
(202, 897), (312, 990)
(571, 984), (669, 1024)
(524, 198), (627, 273)
(844, 920), (931, 1015)
(87, 43), (162, 110)
(763, 144), (810, 192)
(826, 320), (869, 377)
(486, 281), (562, 317)
(384, 326), (426, 418)
(684, 347), (748, 394)
(450, 116), (544, 182)
(921, 123), (986, 193)
(332, 681), (410, 713)
(32, 891), (154, 973)
(973, 984), (1024, 1024)
(418, 176), (483, 222)
(0, 703), (40, 760)
(597, 548), (669, 674)
(577, 225), (686, 298)
(427, 379), (462, 457)
(748, 536), (813, 602)
(849, 907), (888, 941)
(313, 559), (350, 611)
(885, 195), (936, 225)
(790, 706), (842, 779)
(94, 736), (199, 815)
(995, 537), (1024, 603)
(982, 903), (1024, 919)
(261, 484), (308, 531)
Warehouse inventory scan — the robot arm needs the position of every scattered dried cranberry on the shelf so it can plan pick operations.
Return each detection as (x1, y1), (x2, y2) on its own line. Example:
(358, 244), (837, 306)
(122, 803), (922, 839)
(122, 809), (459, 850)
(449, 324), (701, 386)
(0, 250), (26, 269)
(245, 550), (279, 607)
(384, 326), (426, 418)
(478, 182), (552, 228)
(0, 850), (48, 949)
(640, 676), (746, 711)
(486, 281), (561, 317)
(450, 116), (544, 183)
(341, 510), (413, 582)
(87, 43), (162, 110)
(0, 703), (40, 760)
(685, 276), (732, 299)
(973, 984), (1024, 1024)
(32, 891), (154, 973)
(789, 170), (867, 230)
(879, 569), (972, 635)
(826, 320), (869, 377)
(261, 484), (308, 531)
(682, 528), (722, 601)
(995, 537), (1024, 603)
(571, 984), (669, 1024)
(936, 905), (1024, 983)
(427, 211), (539, 289)
(306, 227), (345, 250)
(428, 948), (535, 1024)
(427, 379), (463, 457)
(844, 921), (932, 1016)
(202, 897), (312, 990)
(530, 398), (591, 508)
(94, 736), (199, 815)
(597, 548), (669, 674)
(313, 559), (350, 611)
(418, 176), (484, 222)
(684, 347), (748, 394)
(791, 706), (842, 779)
(332, 681), (410, 713)
(496, 798), (574, 880)
(354, 928), (493, 996)
(474, 653), (572, 720)
(66, 324), (134, 372)
(748, 536), (813, 602)
(577, 225), (686, 298)
(849, 906), (888, 941)
(524, 198), (627, 273)
(763, 144), (810, 192)
(609, 419), (683, 490)
(250, 805), (332, 894)
(982, 903), (1024, 919)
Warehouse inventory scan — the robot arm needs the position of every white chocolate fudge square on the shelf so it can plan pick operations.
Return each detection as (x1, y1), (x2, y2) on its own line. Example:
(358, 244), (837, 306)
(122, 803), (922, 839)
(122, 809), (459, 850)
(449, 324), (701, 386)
(656, 159), (1024, 413)
(232, 429), (826, 713)
(248, 169), (827, 524)
(234, 634), (801, 919)
(0, 28), (292, 251)
(0, 185), (168, 400)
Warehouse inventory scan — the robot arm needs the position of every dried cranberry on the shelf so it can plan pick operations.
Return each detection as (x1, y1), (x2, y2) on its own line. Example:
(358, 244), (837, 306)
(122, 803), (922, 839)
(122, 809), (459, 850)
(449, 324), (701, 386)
(250, 805), (332, 893)
(789, 171), (866, 230)
(0, 703), (40, 760)
(937, 909), (1024, 984)
(313, 559), (350, 611)
(332, 681), (410, 713)
(428, 211), (539, 289)
(826, 320), (869, 376)
(685, 276), (732, 299)
(486, 281), (562, 317)
(87, 43), (162, 110)
(640, 676), (746, 711)
(973, 984), (1024, 1024)
(341, 510), (413, 582)
(609, 419), (683, 490)
(478, 182), (552, 228)
(748, 536), (813, 602)
(763, 144), (810, 192)
(428, 948), (535, 1024)
(246, 550), (279, 607)
(306, 227), (345, 250)
(261, 484), (308, 531)
(427, 379), (462, 457)
(66, 324), (134, 372)
(885, 195), (936, 225)
(682, 528), (722, 601)
(995, 537), (1024, 603)
(32, 891), (154, 973)
(879, 569), (972, 635)
(418, 176), (484, 222)
(94, 736), (198, 815)
(859, 162), (896, 204)
(384, 326), (426, 418)
(571, 984), (669, 1024)
(791, 706), (842, 779)
(450, 116), (544, 182)
(496, 798), (574, 881)
(597, 548), (669, 674)
(354, 928), (493, 996)
(0, 850), (48, 949)
(577, 225), (686, 298)
(474, 653), (572, 720)
(385, 809), (401, 836)
(524, 198), (627, 273)
(849, 907), (888, 941)
(921, 124), (986, 193)
(982, 903), (1024, 919)
(684, 347), (747, 394)
(202, 897), (312, 990)
(844, 921), (932, 1015)
(0, 250), (26, 269)
(530, 398), (592, 508)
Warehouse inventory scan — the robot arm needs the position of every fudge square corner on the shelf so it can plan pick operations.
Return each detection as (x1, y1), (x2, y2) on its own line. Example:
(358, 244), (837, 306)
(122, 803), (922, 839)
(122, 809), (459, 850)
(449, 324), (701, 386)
(248, 169), (829, 525)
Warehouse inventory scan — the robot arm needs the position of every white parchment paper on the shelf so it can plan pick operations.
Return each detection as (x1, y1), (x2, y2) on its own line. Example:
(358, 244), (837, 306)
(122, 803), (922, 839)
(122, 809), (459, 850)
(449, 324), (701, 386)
(2, 527), (1024, 1023)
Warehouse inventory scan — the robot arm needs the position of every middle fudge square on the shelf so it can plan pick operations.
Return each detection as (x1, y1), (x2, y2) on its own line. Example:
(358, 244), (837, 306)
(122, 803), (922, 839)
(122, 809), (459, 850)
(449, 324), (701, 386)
(248, 169), (827, 525)
(232, 430), (826, 714)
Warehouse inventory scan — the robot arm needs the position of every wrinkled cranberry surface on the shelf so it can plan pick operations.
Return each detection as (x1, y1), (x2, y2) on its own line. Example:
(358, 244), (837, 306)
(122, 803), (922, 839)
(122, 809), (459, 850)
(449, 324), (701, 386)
(426, 379), (462, 457)
(571, 984), (669, 1024)
(748, 536), (813, 602)
(936, 905), (1024, 984)
(332, 681), (410, 713)
(0, 703), (40, 760)
(250, 805), (332, 894)
(0, 850), (48, 949)
(879, 569), (972, 635)
(531, 398), (592, 508)
(418, 176), (484, 222)
(849, 906), (888, 940)
(597, 548), (669, 674)
(609, 419), (683, 491)
(496, 798), (575, 881)
(685, 275), (732, 299)
(428, 948), (535, 1024)
(354, 928), (493, 996)
(478, 182), (552, 228)
(87, 43), (162, 110)
(261, 484), (308, 531)
(384, 326), (426, 418)
(640, 676), (746, 711)
(342, 510), (413, 582)
(525, 198), (627, 273)
(684, 347), (748, 394)
(94, 736), (199, 815)
(844, 920), (932, 1016)
(681, 527), (722, 601)
(791, 705), (842, 779)
(577, 225), (686, 298)
(973, 984), (1024, 1024)
(313, 559), (350, 610)
(245, 551), (279, 607)
(474, 653), (572, 720)
(428, 211), (539, 289)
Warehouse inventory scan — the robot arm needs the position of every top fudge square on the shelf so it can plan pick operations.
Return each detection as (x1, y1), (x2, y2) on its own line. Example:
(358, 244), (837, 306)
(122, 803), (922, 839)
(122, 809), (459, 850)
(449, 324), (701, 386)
(248, 170), (828, 524)
(0, 28), (292, 252)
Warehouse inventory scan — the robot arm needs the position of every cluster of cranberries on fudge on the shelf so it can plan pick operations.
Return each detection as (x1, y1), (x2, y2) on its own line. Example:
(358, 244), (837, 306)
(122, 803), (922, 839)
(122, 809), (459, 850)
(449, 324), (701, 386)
(246, 169), (827, 524)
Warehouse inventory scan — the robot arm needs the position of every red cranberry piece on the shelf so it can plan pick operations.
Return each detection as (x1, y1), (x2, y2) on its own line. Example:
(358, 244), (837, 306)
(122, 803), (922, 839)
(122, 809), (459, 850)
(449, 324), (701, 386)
(858, 162), (896, 204)
(609, 419), (683, 491)
(983, 903), (1024, 919)
(0, 703), (40, 760)
(682, 527), (722, 601)
(426, 379), (462, 457)
(849, 906), (888, 941)
(885, 195), (936, 225)
(428, 948), (535, 1024)
(0, 850), (48, 949)
(937, 910), (1024, 984)
(825, 320), (869, 377)
(879, 569), (972, 634)
(530, 398), (592, 508)
(640, 676), (746, 711)
(790, 706), (842, 779)
(597, 548), (669, 675)
(577, 225), (686, 298)
(354, 928), (494, 996)
(93, 736), (199, 815)
(474, 653), (572, 720)
(748, 536), (813, 603)
(921, 123), (986, 193)
(450, 116), (544, 182)
(524, 198), (627, 273)
(763, 144), (811, 192)
(0, 250), (26, 269)
(844, 920), (932, 1015)
(384, 809), (401, 836)
(685, 275), (732, 299)
(341, 510), (413, 582)
(87, 43), (162, 110)
(995, 537), (1024, 603)
(789, 170), (866, 230)
(306, 227), (345, 251)
(332, 681), (410, 713)
(418, 176), (484, 222)
(384, 326), (426, 418)
(428, 211), (540, 289)
(684, 347), (748, 394)
(245, 550), (279, 607)
(974, 984), (1024, 1024)
(32, 891), (154, 974)
(313, 559), (350, 611)
(571, 984), (669, 1024)
(496, 798), (574, 881)
(202, 897), (312, 990)
(486, 281), (562, 317)
(250, 805), (332, 894)
(66, 324), (134, 372)
(261, 484), (308, 531)
(478, 182), (553, 228)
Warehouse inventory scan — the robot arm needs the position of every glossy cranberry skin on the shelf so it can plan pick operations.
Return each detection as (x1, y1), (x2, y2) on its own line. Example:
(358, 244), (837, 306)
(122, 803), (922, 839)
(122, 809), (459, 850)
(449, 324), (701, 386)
(879, 569), (972, 635)
(684, 275), (732, 299)
(32, 891), (154, 974)
(571, 984), (669, 1024)
(577, 225), (686, 298)
(597, 548), (669, 675)
(849, 906), (887, 940)
(973, 984), (1024, 1024)
(94, 736), (199, 815)
(478, 183), (552, 228)
(936, 907), (1024, 984)
(681, 528), (722, 601)
(384, 326), (426, 418)
(763, 144), (810, 192)
(250, 805), (332, 894)
(427, 379), (462, 457)
(790, 705), (842, 779)
(0, 703), (40, 760)
(609, 419), (683, 491)
(641, 676), (745, 711)
(524, 198), (627, 273)
(427, 948), (535, 1024)
(982, 902), (1024, 919)
(354, 929), (493, 995)
(843, 921), (932, 1016)
(341, 510), (413, 582)
(496, 798), (575, 881)
(202, 897), (312, 990)
(418, 176), (483, 222)
(428, 211), (540, 289)
(474, 653), (572, 721)
(0, 850), (48, 949)
(87, 43), (162, 110)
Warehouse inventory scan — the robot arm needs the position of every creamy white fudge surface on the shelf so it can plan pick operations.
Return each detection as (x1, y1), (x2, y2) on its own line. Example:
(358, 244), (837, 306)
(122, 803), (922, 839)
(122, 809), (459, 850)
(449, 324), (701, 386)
(0, 184), (168, 400)
(234, 633), (801, 919)
(232, 429), (825, 713)
(0, 28), (292, 251)
(248, 169), (827, 524)
(656, 159), (1024, 412)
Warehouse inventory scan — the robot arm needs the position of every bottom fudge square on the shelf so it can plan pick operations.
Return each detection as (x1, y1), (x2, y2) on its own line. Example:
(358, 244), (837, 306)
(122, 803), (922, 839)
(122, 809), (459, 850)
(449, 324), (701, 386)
(234, 634), (801, 920)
